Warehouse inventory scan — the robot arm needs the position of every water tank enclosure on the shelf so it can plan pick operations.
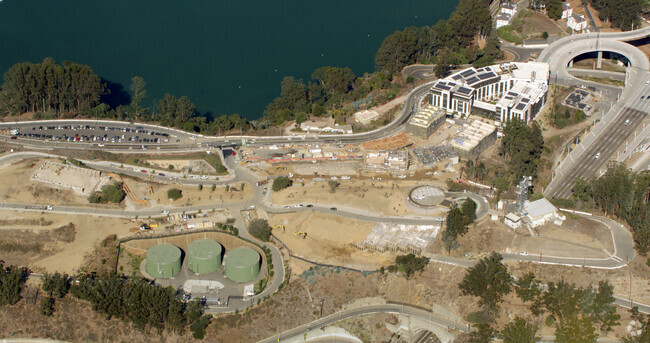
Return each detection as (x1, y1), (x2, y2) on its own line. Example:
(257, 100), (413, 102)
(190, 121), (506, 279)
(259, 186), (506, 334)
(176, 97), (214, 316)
(145, 244), (182, 278)
(187, 239), (223, 274)
(224, 247), (261, 283)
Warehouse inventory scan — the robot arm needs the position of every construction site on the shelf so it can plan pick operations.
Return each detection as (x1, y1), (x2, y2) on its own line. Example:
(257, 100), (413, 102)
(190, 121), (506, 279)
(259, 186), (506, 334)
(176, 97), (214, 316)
(352, 222), (442, 256)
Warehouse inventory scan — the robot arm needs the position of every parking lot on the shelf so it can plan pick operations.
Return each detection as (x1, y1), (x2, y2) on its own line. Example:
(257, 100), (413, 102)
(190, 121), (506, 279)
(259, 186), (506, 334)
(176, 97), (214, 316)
(11, 124), (175, 145)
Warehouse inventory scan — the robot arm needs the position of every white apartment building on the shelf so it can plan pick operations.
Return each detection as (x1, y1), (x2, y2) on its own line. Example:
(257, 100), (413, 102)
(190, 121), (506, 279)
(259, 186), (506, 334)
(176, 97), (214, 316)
(496, 13), (513, 29)
(501, 2), (517, 16)
(568, 14), (588, 32)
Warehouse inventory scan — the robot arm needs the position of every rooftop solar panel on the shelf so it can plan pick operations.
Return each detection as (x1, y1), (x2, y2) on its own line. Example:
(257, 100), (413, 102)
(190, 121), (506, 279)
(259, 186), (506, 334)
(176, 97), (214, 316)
(516, 103), (526, 110)
(466, 76), (480, 85)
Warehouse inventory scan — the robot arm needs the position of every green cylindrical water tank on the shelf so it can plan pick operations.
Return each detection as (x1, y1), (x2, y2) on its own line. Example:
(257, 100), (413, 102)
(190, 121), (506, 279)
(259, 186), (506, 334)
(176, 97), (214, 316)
(145, 244), (182, 278)
(224, 247), (261, 283)
(187, 239), (223, 274)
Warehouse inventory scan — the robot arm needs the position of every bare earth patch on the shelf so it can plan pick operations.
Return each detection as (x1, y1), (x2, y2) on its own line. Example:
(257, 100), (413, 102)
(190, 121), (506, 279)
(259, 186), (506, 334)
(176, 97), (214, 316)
(268, 212), (393, 270)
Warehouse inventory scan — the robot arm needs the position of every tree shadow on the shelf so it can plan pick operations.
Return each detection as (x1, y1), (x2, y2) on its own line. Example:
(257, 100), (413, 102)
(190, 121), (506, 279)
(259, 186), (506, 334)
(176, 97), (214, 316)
(101, 79), (131, 108)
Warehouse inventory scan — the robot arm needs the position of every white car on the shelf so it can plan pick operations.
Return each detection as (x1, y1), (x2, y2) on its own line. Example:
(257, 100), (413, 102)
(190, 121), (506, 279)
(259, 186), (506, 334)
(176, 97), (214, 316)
(294, 204), (303, 208)
(161, 210), (170, 215)
(595, 152), (601, 159)
(519, 252), (528, 256)
(624, 119), (630, 126)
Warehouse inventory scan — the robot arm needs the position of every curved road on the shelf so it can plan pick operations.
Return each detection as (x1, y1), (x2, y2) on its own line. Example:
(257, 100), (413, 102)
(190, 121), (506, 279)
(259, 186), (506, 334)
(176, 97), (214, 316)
(540, 27), (650, 198)
(0, 79), (435, 153)
(256, 303), (471, 343)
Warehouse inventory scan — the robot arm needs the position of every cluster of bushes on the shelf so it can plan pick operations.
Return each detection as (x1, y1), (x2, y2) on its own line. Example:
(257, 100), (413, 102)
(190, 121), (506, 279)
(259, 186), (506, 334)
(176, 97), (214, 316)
(385, 253), (429, 277)
(88, 183), (126, 204)
(271, 176), (292, 192)
(167, 188), (183, 200)
(215, 222), (238, 236)
(248, 219), (272, 242)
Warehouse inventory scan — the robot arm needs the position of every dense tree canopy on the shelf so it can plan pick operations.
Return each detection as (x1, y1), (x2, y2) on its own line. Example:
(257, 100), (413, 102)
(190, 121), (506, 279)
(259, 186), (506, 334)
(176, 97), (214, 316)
(272, 176), (292, 192)
(0, 58), (104, 116)
(459, 252), (512, 308)
(441, 199), (477, 253)
(501, 317), (539, 343)
(0, 263), (28, 306)
(70, 273), (205, 334)
(589, 0), (642, 30)
(571, 164), (649, 254)
(501, 119), (544, 180)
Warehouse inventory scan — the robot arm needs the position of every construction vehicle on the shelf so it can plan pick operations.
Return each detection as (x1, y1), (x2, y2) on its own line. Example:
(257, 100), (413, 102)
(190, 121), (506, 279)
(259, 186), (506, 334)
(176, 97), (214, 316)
(54, 166), (64, 176)
(272, 224), (285, 233)
(294, 231), (307, 239)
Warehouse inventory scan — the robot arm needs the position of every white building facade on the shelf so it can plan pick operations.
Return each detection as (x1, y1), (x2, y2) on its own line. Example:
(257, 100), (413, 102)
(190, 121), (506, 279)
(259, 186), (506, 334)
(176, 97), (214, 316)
(429, 62), (549, 124)
(496, 13), (512, 29)
(561, 3), (573, 19)
(568, 14), (588, 32)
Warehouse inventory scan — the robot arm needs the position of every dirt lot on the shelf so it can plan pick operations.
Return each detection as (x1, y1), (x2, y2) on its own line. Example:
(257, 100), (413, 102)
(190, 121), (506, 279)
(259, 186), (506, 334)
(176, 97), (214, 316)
(269, 179), (429, 216)
(0, 157), (252, 210)
(522, 12), (563, 37)
(267, 212), (393, 271)
(126, 179), (253, 210)
(0, 157), (99, 207)
(0, 210), (138, 274)
(448, 215), (613, 260)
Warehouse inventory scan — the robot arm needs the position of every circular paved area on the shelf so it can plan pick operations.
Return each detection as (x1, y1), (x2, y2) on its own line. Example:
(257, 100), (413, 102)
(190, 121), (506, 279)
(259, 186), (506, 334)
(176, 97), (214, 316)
(409, 185), (445, 207)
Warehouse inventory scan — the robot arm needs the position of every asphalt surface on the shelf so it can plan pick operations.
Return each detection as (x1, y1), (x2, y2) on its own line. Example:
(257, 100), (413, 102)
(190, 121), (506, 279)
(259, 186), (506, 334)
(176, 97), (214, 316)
(540, 27), (650, 198)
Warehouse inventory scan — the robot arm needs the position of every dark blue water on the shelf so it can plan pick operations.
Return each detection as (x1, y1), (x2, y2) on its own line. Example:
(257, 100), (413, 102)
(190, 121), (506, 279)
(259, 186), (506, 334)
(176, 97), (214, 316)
(0, 0), (457, 119)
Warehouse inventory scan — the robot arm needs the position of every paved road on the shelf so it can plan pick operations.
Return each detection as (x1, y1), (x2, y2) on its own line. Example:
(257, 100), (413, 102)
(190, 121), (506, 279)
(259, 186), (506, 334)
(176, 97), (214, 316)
(256, 303), (471, 343)
(541, 28), (650, 198)
(0, 80), (435, 153)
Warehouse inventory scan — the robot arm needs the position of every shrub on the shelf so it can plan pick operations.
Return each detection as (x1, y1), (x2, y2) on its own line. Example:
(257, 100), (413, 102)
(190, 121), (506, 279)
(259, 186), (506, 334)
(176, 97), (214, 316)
(88, 183), (125, 204)
(248, 219), (272, 242)
(272, 176), (292, 192)
(167, 188), (183, 200)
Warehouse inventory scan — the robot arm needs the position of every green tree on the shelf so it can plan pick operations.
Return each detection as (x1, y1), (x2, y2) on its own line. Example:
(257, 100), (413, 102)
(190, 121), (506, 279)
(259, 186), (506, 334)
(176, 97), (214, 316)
(328, 180), (340, 193)
(0, 263), (28, 306)
(42, 272), (70, 298)
(40, 296), (55, 316)
(459, 252), (512, 308)
(515, 272), (542, 304)
(501, 317), (539, 343)
(167, 188), (183, 200)
(469, 323), (496, 343)
(272, 176), (292, 192)
(248, 219), (272, 242)
(555, 315), (598, 343)
(501, 119), (544, 180)
(547, 0), (563, 20)
(130, 76), (147, 117)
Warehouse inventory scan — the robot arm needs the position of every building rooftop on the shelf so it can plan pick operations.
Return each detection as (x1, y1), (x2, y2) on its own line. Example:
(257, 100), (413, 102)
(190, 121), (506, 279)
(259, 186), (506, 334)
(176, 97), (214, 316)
(505, 212), (521, 222)
(409, 105), (445, 128)
(526, 198), (557, 219)
(450, 120), (496, 151)
(572, 13), (586, 22)
(502, 2), (516, 9)
(563, 3), (571, 10)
